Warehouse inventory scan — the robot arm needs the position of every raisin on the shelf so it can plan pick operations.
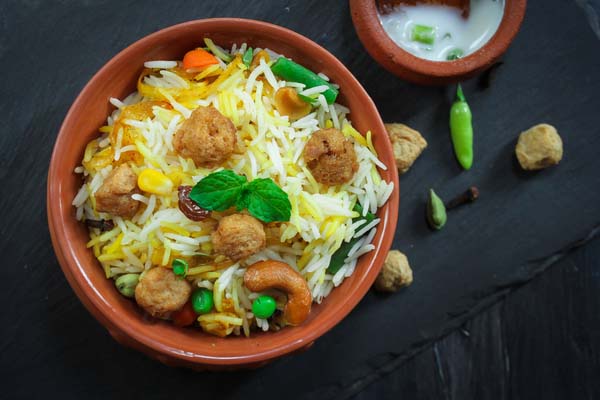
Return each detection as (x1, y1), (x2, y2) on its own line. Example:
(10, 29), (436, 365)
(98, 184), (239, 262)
(178, 186), (210, 221)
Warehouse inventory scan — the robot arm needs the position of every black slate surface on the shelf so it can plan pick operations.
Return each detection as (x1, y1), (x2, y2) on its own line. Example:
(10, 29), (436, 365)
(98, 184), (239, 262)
(354, 235), (600, 399)
(1, 0), (599, 398)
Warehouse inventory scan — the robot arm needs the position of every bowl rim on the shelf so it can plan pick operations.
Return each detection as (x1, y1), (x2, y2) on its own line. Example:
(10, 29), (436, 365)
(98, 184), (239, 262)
(47, 17), (399, 366)
(350, 0), (527, 82)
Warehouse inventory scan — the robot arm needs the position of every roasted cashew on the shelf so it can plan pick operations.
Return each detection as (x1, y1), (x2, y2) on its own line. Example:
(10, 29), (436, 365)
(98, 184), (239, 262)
(274, 87), (311, 120)
(244, 260), (312, 326)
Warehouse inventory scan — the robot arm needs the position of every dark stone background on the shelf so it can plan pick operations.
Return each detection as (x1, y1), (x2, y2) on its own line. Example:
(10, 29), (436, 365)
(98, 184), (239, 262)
(1, 0), (599, 398)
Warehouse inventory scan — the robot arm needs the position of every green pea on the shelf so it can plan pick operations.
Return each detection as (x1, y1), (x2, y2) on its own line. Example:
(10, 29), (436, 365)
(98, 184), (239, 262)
(426, 189), (447, 230)
(172, 258), (188, 278)
(446, 48), (464, 61)
(252, 295), (277, 319)
(191, 289), (213, 314)
(450, 84), (473, 170)
(115, 274), (139, 298)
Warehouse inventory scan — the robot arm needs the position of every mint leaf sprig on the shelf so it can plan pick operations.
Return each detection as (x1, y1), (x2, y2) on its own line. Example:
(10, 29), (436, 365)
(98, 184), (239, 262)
(189, 170), (291, 223)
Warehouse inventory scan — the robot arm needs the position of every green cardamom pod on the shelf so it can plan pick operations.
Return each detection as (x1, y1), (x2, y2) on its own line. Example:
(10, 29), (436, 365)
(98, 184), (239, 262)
(427, 189), (447, 230)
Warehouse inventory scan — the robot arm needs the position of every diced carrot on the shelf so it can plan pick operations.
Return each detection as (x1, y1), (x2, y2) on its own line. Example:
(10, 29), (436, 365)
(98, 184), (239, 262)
(172, 301), (197, 327)
(182, 49), (219, 70)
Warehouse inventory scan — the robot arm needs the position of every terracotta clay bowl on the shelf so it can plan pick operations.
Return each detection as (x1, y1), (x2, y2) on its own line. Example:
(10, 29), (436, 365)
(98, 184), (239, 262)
(350, 0), (527, 85)
(47, 18), (399, 369)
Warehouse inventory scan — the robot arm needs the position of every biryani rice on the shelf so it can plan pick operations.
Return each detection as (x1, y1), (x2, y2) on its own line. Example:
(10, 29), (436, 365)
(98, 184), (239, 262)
(73, 42), (394, 337)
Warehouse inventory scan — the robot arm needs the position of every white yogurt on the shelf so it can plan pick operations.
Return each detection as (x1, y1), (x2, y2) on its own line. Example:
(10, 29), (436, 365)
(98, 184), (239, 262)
(379, 0), (505, 61)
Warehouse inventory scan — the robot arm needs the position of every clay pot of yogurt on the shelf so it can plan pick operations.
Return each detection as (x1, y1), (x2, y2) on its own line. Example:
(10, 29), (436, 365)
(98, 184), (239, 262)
(350, 0), (527, 85)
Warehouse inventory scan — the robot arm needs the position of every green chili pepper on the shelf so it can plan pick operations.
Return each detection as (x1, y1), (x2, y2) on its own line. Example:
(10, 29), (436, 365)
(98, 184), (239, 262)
(446, 48), (464, 61)
(450, 84), (473, 170)
(270, 57), (339, 104)
(426, 189), (447, 230)
(242, 47), (253, 68)
(411, 24), (436, 45)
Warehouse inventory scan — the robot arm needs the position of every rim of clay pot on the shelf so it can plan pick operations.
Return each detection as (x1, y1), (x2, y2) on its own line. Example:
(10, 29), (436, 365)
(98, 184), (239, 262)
(350, 0), (527, 85)
(47, 18), (399, 367)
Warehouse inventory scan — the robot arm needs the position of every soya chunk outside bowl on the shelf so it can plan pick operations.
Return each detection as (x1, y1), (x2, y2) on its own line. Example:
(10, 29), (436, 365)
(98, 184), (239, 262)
(47, 18), (399, 369)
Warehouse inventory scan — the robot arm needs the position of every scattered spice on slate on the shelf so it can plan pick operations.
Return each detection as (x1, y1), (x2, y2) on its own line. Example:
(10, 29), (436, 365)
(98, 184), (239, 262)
(426, 187), (480, 231)
(446, 186), (480, 210)
(426, 189), (447, 230)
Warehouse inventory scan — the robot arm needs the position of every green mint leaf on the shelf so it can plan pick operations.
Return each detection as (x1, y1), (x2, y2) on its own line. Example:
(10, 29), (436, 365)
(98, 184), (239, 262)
(189, 170), (247, 211)
(243, 178), (291, 223)
(236, 187), (251, 211)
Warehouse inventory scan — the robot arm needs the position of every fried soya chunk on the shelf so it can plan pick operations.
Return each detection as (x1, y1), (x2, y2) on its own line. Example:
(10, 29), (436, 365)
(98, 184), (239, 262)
(134, 267), (191, 319)
(212, 214), (266, 261)
(374, 250), (413, 292)
(303, 128), (358, 186)
(385, 123), (427, 174)
(95, 164), (140, 218)
(173, 106), (237, 168)
(515, 123), (563, 170)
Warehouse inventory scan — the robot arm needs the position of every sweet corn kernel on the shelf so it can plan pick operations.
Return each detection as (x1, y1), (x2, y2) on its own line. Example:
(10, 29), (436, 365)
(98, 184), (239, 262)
(138, 168), (174, 195)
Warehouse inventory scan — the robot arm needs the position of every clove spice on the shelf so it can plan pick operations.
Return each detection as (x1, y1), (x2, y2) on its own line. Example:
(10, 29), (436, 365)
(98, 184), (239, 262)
(85, 219), (115, 231)
(426, 186), (480, 231)
(445, 186), (480, 210)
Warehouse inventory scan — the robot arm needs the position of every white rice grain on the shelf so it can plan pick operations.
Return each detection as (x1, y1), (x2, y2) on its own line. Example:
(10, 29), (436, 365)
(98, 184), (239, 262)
(72, 185), (89, 207)
(138, 195), (156, 225)
(345, 244), (375, 263)
(144, 60), (178, 69)
(300, 85), (329, 97)
(353, 218), (380, 239)
(109, 97), (125, 109)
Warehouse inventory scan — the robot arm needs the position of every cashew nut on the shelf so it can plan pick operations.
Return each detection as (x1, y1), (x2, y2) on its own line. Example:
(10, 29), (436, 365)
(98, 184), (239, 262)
(244, 260), (312, 326)
(274, 87), (311, 120)
(250, 49), (270, 69)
